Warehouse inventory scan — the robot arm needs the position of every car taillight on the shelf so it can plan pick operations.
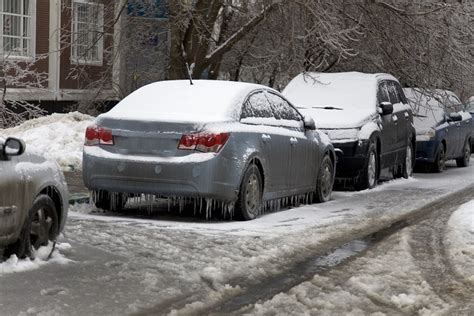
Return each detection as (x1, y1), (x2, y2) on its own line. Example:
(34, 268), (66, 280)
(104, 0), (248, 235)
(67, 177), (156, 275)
(84, 125), (114, 146)
(178, 133), (229, 153)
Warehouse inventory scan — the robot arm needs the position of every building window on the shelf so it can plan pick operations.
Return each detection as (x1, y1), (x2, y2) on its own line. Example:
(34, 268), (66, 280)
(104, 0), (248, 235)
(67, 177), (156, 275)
(71, 0), (103, 65)
(0, 0), (36, 58)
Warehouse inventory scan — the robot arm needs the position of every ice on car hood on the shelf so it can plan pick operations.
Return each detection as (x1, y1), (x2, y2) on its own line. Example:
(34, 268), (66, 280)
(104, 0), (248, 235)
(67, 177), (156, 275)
(283, 72), (379, 129)
(102, 80), (264, 124)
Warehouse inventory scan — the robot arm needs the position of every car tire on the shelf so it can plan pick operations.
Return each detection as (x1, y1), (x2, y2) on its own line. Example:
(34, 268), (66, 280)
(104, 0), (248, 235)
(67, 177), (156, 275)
(456, 139), (471, 167)
(314, 154), (334, 203)
(355, 140), (378, 190)
(402, 142), (414, 179)
(432, 143), (446, 173)
(236, 164), (263, 221)
(4, 195), (59, 259)
(94, 190), (126, 211)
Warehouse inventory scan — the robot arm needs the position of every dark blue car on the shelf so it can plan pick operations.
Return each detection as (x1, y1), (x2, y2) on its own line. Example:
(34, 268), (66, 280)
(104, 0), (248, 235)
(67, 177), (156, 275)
(404, 89), (472, 172)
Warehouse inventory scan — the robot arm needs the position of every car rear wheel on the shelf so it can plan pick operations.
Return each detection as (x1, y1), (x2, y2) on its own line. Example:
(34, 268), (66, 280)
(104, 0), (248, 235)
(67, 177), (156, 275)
(402, 142), (414, 179)
(355, 141), (378, 190)
(94, 191), (126, 211)
(456, 139), (471, 167)
(4, 195), (59, 259)
(315, 154), (334, 203)
(432, 144), (446, 173)
(236, 164), (263, 220)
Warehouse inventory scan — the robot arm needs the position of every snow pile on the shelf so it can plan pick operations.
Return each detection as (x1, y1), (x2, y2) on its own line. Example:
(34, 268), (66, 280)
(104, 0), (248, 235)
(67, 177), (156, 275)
(0, 242), (72, 275)
(445, 199), (474, 284)
(0, 112), (93, 171)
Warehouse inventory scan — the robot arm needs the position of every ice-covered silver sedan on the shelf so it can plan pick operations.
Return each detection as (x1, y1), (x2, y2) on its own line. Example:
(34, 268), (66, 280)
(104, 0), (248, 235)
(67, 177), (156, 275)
(82, 80), (336, 220)
(0, 137), (68, 258)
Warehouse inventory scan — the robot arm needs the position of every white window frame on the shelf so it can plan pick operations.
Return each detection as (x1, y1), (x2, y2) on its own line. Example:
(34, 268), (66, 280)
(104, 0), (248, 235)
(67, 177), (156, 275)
(0, 0), (37, 60)
(71, 0), (104, 66)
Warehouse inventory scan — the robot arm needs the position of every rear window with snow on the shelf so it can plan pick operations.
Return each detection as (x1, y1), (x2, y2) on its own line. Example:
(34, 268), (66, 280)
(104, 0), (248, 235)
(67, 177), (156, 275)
(105, 80), (261, 123)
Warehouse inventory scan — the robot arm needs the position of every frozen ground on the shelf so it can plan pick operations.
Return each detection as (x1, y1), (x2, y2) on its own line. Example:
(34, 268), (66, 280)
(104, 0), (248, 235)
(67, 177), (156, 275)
(1, 114), (473, 315)
(1, 160), (473, 315)
(244, 189), (474, 316)
(446, 200), (474, 285)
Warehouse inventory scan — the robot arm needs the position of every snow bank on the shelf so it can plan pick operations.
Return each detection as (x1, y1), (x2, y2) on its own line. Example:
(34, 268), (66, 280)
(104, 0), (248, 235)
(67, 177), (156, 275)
(0, 112), (93, 171)
(0, 242), (72, 275)
(445, 199), (474, 284)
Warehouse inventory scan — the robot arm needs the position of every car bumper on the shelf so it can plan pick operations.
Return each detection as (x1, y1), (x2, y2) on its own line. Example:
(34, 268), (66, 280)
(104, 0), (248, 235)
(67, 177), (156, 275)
(415, 140), (439, 163)
(82, 147), (241, 201)
(333, 140), (369, 178)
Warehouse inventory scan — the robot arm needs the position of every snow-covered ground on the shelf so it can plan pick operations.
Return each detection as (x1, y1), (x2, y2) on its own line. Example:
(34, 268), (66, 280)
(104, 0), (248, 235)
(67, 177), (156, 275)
(0, 242), (72, 275)
(446, 200), (474, 284)
(1, 113), (473, 315)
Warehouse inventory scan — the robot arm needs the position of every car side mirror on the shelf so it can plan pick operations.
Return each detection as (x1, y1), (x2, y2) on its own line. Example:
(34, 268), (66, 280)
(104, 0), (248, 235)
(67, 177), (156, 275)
(303, 116), (316, 130)
(3, 137), (26, 156)
(378, 102), (393, 115)
(447, 112), (462, 122)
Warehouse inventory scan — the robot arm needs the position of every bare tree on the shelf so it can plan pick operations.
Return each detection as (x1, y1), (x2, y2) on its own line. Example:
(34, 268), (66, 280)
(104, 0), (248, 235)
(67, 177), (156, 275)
(0, 54), (47, 128)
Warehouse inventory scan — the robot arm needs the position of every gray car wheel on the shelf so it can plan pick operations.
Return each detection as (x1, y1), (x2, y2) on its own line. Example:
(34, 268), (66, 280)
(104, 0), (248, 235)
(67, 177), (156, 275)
(236, 164), (263, 220)
(432, 143), (446, 173)
(4, 195), (58, 259)
(456, 139), (471, 167)
(403, 142), (414, 179)
(355, 141), (378, 190)
(315, 154), (334, 203)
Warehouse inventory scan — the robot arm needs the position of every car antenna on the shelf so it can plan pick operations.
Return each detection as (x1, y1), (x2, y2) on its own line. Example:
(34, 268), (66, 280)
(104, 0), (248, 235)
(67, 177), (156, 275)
(185, 62), (194, 85)
(181, 45), (193, 85)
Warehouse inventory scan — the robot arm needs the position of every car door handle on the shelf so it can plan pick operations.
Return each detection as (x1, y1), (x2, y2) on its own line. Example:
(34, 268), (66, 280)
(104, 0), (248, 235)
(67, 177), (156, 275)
(261, 134), (271, 142)
(290, 137), (298, 145)
(392, 115), (398, 123)
(456, 123), (461, 127)
(0, 206), (17, 216)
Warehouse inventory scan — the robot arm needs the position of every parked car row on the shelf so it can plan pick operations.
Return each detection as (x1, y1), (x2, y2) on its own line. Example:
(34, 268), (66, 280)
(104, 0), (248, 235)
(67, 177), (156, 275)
(2, 72), (473, 259)
(83, 71), (468, 221)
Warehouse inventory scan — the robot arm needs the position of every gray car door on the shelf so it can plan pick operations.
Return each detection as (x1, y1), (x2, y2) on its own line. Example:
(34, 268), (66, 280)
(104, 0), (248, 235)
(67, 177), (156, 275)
(266, 92), (317, 192)
(241, 91), (291, 196)
(0, 152), (26, 240)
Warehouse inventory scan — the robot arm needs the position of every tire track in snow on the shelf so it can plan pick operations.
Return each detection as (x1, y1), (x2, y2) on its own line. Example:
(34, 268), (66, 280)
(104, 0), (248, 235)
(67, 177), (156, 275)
(201, 185), (474, 315)
(407, 186), (474, 313)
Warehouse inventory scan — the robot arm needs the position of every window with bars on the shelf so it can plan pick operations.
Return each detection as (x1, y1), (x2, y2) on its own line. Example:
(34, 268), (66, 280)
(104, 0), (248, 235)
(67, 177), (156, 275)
(0, 0), (35, 58)
(71, 0), (103, 65)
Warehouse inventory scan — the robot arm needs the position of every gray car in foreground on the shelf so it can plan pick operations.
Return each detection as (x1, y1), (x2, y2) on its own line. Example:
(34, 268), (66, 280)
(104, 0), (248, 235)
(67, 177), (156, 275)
(83, 80), (336, 220)
(0, 137), (68, 258)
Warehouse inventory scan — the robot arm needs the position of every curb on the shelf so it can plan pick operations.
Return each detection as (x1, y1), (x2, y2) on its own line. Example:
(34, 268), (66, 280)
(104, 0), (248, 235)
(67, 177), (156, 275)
(69, 193), (90, 205)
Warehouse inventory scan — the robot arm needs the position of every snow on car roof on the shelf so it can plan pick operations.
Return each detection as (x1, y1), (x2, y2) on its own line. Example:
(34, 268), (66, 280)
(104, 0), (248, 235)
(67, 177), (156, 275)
(103, 80), (264, 123)
(283, 72), (395, 111)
